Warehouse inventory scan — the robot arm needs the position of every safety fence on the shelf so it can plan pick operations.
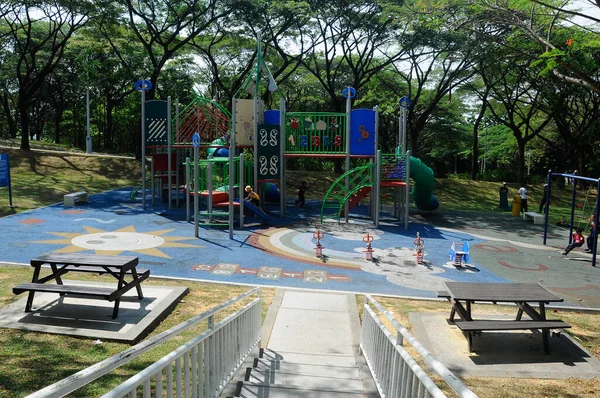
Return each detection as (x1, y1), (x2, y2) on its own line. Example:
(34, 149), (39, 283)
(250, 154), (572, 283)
(361, 295), (479, 398)
(27, 288), (262, 398)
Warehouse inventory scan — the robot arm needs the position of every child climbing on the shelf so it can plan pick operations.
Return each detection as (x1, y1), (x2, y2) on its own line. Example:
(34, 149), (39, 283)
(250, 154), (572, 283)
(562, 227), (585, 255)
(245, 185), (260, 207)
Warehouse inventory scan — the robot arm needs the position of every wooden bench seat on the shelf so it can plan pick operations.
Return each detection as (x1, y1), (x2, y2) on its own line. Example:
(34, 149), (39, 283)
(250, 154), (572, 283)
(437, 290), (451, 299)
(454, 319), (571, 354)
(523, 211), (544, 224)
(63, 265), (149, 275)
(64, 191), (88, 207)
(13, 283), (115, 300)
(454, 319), (571, 332)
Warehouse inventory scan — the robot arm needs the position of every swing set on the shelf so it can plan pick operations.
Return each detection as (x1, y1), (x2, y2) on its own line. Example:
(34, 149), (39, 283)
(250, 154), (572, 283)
(542, 171), (600, 267)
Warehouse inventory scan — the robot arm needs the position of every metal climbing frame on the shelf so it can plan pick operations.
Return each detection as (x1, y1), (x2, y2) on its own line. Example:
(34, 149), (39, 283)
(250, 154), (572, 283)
(174, 97), (231, 144)
(320, 163), (375, 223)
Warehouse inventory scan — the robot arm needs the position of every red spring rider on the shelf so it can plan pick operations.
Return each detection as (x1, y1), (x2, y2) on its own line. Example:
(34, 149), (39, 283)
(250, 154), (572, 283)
(313, 229), (325, 258)
(363, 233), (375, 261)
(414, 232), (425, 264)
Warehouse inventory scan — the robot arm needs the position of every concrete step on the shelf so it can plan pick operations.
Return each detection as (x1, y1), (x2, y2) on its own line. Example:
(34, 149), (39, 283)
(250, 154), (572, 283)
(251, 361), (360, 379)
(237, 382), (368, 398)
(258, 350), (357, 367)
(246, 368), (364, 391)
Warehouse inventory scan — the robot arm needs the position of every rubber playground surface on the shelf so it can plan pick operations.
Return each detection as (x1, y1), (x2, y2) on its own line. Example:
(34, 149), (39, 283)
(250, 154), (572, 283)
(1, 188), (599, 309)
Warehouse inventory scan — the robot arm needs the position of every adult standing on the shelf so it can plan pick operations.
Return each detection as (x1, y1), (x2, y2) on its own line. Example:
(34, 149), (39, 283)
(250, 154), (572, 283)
(499, 182), (509, 210)
(538, 183), (548, 213)
(518, 185), (528, 213)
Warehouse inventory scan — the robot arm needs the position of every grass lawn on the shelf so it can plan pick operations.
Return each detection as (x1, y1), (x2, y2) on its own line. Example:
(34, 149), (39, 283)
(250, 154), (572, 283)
(1, 149), (600, 397)
(0, 265), (275, 397)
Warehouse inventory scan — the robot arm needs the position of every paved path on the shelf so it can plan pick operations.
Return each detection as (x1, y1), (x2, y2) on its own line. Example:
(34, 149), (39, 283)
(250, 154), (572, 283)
(234, 290), (377, 397)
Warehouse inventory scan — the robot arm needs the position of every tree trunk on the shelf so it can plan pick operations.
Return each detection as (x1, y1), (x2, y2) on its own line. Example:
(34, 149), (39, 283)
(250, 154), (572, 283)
(105, 98), (115, 150)
(54, 104), (63, 144)
(516, 135), (525, 185)
(18, 99), (30, 151)
(1, 93), (17, 139)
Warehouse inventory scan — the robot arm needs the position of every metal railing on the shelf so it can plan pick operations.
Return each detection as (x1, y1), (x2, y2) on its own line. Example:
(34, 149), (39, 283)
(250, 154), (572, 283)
(27, 287), (262, 398)
(362, 295), (479, 398)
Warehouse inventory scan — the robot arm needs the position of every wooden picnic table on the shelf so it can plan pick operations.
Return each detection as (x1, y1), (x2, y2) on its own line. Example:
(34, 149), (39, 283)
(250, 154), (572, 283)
(13, 253), (149, 319)
(439, 282), (571, 355)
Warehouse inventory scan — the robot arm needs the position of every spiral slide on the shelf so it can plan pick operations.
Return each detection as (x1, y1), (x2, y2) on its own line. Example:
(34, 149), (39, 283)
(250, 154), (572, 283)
(409, 156), (439, 211)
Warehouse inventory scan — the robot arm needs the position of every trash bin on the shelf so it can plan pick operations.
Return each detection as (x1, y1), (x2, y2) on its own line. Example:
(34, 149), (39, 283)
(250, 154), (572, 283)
(512, 195), (521, 216)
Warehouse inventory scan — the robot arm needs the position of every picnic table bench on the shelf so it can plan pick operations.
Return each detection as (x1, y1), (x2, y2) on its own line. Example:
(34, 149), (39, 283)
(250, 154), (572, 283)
(64, 191), (88, 207)
(523, 211), (544, 224)
(13, 253), (149, 319)
(438, 282), (571, 355)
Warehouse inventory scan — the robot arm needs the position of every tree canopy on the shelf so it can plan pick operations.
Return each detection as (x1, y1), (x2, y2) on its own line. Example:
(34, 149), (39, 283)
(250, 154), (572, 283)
(0, 0), (599, 183)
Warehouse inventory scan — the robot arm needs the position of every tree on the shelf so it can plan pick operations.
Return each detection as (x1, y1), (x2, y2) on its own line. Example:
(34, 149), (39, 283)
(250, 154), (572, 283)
(481, 0), (600, 94)
(2, 0), (93, 150)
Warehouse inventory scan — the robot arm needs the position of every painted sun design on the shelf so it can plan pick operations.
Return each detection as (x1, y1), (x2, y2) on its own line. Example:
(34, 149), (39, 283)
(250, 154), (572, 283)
(32, 226), (202, 258)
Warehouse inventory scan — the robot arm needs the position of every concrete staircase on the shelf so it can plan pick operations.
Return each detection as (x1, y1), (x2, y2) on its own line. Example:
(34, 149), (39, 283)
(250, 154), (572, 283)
(224, 290), (377, 398)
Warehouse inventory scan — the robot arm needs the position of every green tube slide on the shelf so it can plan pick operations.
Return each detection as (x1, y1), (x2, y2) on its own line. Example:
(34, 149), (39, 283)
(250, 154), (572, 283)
(409, 156), (439, 211)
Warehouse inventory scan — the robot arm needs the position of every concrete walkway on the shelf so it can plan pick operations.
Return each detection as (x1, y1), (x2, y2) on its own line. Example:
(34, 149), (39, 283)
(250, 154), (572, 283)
(227, 289), (378, 398)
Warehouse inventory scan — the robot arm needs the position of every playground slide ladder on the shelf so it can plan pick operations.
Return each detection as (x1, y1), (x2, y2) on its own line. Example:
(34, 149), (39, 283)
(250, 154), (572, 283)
(320, 164), (375, 223)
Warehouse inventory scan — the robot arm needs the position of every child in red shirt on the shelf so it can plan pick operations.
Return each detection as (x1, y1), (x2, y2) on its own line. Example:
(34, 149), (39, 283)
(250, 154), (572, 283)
(562, 228), (585, 255)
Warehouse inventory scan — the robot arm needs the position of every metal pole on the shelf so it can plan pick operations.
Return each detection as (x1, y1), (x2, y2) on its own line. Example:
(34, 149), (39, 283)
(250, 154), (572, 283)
(543, 170), (551, 245)
(229, 97), (237, 239)
(280, 96), (285, 217)
(344, 87), (352, 223)
(194, 147), (199, 237)
(375, 150), (381, 227)
(240, 153), (245, 229)
(141, 86), (146, 210)
(253, 34), (261, 200)
(405, 150), (411, 229)
(401, 107), (408, 153)
(175, 98), (180, 208)
(594, 179), (600, 267)
(167, 96), (172, 210)
(86, 89), (92, 154)
(483, 131), (487, 173)
(186, 157), (190, 223)
(208, 161), (213, 224)
(151, 157), (155, 206)
(373, 106), (379, 222)
(568, 171), (578, 243)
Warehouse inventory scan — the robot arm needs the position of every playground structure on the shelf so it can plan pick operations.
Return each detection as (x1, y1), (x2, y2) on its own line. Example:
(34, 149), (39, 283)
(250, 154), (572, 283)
(449, 241), (470, 267)
(135, 35), (439, 239)
(543, 171), (600, 267)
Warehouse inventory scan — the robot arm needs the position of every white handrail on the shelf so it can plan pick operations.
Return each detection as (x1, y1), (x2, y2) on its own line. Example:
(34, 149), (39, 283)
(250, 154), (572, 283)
(362, 305), (446, 397)
(27, 287), (261, 398)
(365, 295), (479, 398)
(103, 298), (262, 397)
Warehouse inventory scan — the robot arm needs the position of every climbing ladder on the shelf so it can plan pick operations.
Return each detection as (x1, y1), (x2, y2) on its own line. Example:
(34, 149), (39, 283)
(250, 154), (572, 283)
(320, 164), (375, 223)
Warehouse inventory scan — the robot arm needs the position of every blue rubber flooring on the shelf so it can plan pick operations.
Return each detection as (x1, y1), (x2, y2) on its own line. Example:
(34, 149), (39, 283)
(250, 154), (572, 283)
(2, 188), (599, 308)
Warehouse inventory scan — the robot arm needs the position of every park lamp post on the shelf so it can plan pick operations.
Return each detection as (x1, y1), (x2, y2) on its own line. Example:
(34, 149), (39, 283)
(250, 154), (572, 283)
(477, 130), (487, 173)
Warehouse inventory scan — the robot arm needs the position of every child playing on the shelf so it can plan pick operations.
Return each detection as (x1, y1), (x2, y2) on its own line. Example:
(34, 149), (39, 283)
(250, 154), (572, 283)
(244, 185), (260, 207)
(295, 180), (309, 208)
(562, 227), (585, 255)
